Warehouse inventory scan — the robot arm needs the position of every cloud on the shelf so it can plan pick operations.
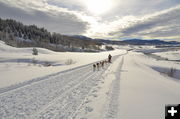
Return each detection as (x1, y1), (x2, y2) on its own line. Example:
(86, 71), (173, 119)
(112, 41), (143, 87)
(0, 0), (89, 35)
(101, 0), (180, 20)
(0, 0), (180, 40)
(88, 5), (180, 40)
(45, 0), (85, 11)
(120, 5), (180, 40)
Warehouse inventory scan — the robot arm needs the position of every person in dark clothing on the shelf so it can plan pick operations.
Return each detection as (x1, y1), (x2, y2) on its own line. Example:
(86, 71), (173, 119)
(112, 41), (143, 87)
(93, 64), (96, 71)
(96, 62), (100, 71)
(108, 54), (112, 63)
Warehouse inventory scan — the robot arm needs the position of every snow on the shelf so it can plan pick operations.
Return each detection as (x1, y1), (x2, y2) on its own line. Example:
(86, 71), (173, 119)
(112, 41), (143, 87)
(0, 41), (126, 88)
(118, 52), (180, 119)
(73, 51), (180, 119)
(74, 54), (126, 119)
(0, 41), (180, 119)
(154, 49), (180, 60)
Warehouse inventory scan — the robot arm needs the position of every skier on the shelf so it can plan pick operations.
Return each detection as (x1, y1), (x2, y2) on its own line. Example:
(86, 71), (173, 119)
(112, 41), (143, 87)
(108, 54), (112, 63)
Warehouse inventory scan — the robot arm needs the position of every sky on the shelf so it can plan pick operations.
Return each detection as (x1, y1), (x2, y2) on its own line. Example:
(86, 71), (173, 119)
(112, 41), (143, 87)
(0, 0), (180, 41)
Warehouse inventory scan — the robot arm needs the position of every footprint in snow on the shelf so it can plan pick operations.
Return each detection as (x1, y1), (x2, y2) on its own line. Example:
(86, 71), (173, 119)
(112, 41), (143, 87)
(106, 92), (110, 95)
(92, 89), (97, 93)
(80, 117), (87, 119)
(97, 86), (101, 89)
(85, 106), (93, 113)
(84, 99), (92, 104)
(91, 94), (98, 97)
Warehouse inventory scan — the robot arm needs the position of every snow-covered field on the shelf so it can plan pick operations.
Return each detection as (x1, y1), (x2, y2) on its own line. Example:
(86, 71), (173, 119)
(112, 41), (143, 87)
(154, 49), (180, 60)
(0, 41), (180, 119)
(0, 41), (126, 88)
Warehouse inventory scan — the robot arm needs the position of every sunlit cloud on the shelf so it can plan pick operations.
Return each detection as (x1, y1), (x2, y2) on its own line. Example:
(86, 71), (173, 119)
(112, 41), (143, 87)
(87, 5), (180, 41)
(0, 0), (180, 40)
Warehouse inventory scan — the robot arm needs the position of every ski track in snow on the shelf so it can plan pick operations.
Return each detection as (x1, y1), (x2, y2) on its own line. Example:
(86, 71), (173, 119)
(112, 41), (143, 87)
(104, 56), (124, 119)
(71, 54), (126, 119)
(0, 56), (120, 119)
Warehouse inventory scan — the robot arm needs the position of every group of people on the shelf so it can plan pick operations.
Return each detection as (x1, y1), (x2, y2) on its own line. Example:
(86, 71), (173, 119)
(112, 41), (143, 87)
(93, 54), (112, 71)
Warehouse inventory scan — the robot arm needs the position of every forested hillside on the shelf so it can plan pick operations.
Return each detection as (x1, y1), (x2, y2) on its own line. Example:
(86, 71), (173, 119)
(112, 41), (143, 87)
(0, 18), (102, 52)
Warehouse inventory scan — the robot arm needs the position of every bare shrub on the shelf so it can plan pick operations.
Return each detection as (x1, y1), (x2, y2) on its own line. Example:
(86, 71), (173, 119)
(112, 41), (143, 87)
(32, 47), (38, 55)
(167, 67), (176, 77)
(65, 59), (74, 65)
(165, 58), (169, 60)
(105, 46), (114, 51)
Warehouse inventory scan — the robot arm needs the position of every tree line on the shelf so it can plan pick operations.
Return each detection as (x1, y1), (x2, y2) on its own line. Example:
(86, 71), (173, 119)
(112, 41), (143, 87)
(0, 18), (102, 52)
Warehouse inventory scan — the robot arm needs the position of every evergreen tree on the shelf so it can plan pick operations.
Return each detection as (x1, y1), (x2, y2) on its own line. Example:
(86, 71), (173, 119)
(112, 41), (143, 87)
(0, 17), (102, 52)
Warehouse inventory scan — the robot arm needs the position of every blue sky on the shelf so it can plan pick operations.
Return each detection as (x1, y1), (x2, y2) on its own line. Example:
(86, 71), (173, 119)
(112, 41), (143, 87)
(0, 0), (180, 41)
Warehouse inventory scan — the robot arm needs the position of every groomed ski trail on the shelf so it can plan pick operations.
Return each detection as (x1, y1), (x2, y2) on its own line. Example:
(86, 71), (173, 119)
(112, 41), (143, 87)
(104, 57), (124, 119)
(73, 54), (126, 119)
(0, 55), (122, 119)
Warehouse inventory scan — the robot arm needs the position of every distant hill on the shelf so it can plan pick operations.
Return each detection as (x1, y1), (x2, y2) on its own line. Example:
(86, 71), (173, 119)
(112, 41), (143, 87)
(122, 39), (180, 45)
(72, 35), (179, 45)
